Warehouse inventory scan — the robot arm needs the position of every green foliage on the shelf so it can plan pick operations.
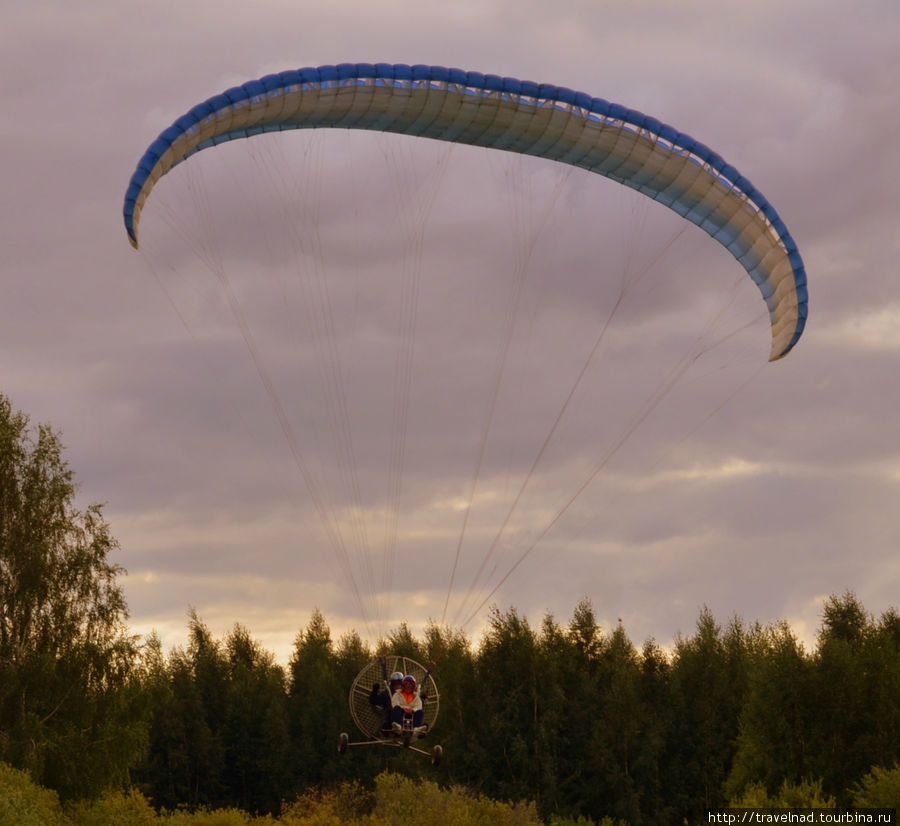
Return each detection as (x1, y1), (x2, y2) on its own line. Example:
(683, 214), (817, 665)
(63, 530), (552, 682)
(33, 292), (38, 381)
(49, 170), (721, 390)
(156, 808), (265, 825)
(420, 622), (477, 779)
(136, 616), (228, 809)
(373, 772), (540, 826)
(587, 623), (645, 822)
(0, 395), (144, 799)
(379, 623), (425, 661)
(851, 763), (900, 809)
(0, 767), (548, 825)
(820, 592), (869, 650)
(724, 595), (900, 808)
(726, 621), (813, 797)
(279, 780), (372, 825)
(730, 777), (835, 808)
(0, 760), (66, 826)
(288, 609), (346, 790)
(14, 581), (900, 824)
(475, 608), (541, 804)
(65, 788), (157, 825)
(809, 594), (899, 800)
(665, 610), (751, 820)
(222, 625), (290, 814)
(133, 615), (294, 814)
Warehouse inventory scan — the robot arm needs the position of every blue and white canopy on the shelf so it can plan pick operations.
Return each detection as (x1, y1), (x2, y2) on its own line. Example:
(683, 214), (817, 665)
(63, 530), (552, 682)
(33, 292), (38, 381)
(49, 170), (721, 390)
(124, 63), (807, 360)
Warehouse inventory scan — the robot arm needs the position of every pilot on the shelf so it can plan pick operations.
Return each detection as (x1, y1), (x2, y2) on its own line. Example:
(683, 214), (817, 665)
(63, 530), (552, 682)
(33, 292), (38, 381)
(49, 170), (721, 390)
(390, 674), (427, 736)
(370, 671), (404, 734)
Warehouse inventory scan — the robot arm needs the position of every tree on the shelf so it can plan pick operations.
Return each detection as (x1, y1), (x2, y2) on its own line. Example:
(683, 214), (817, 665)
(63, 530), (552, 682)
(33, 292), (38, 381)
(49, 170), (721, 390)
(379, 621), (426, 661)
(0, 394), (143, 798)
(587, 622), (645, 823)
(637, 638), (673, 823)
(852, 763), (900, 810)
(532, 602), (602, 819)
(665, 610), (749, 820)
(222, 624), (290, 813)
(420, 622), (478, 784)
(288, 609), (341, 788)
(820, 591), (869, 650)
(136, 612), (230, 809)
(810, 593), (900, 799)
(475, 607), (541, 803)
(727, 621), (814, 797)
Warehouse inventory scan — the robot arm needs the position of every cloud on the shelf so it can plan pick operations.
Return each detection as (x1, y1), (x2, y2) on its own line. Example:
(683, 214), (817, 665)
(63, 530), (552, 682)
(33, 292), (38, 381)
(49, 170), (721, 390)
(827, 304), (900, 352)
(2, 0), (899, 662)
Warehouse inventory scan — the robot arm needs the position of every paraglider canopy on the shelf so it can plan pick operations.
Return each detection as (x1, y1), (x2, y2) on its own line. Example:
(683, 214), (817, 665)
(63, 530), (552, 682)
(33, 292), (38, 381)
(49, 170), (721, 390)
(124, 62), (807, 361)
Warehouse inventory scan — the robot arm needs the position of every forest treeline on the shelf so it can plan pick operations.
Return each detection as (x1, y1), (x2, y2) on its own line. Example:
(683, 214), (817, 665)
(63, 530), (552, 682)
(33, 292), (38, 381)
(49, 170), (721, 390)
(3, 600), (900, 826)
(2, 397), (900, 825)
(141, 597), (900, 822)
(8, 600), (900, 824)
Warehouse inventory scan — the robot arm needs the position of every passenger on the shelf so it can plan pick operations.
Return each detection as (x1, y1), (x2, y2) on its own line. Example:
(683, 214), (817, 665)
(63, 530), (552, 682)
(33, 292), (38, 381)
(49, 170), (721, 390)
(391, 674), (428, 736)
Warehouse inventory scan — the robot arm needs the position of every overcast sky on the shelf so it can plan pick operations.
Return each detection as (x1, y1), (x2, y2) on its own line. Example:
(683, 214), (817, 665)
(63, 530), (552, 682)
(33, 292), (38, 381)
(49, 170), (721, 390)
(3, 0), (899, 664)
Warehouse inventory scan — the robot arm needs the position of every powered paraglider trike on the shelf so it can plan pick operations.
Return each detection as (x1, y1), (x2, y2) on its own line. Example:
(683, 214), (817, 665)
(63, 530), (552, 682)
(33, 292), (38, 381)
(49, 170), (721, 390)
(338, 656), (442, 765)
